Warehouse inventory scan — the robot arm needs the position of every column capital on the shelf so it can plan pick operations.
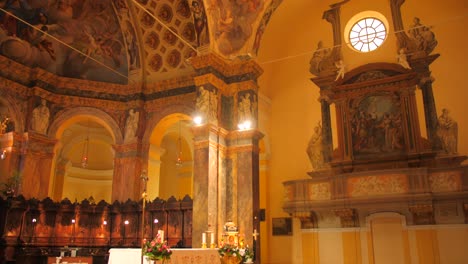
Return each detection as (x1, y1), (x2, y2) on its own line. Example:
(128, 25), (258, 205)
(112, 142), (142, 158)
(24, 131), (57, 157)
(188, 52), (263, 81)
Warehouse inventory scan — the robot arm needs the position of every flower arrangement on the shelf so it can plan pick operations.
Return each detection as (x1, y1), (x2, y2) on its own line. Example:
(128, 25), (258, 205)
(218, 239), (254, 264)
(142, 233), (172, 263)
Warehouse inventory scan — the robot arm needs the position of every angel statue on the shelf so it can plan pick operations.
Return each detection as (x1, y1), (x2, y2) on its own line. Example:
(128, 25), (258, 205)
(436, 108), (458, 154)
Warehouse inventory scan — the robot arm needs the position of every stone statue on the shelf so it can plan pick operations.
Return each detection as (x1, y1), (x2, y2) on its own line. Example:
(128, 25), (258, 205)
(196, 86), (217, 123)
(31, 98), (50, 134)
(124, 109), (139, 142)
(307, 121), (326, 170)
(335, 59), (346, 80)
(238, 93), (252, 123)
(436, 108), (457, 154)
(408, 17), (438, 55)
(309, 41), (330, 75)
(397, 49), (411, 69)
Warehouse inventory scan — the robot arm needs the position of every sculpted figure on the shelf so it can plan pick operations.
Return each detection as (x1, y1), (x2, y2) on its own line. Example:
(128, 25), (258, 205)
(31, 98), (50, 134)
(124, 109), (139, 141)
(335, 59), (345, 80)
(309, 41), (329, 75)
(196, 86), (209, 119)
(397, 49), (411, 69)
(408, 17), (438, 55)
(307, 121), (325, 170)
(238, 93), (252, 123)
(437, 108), (458, 154)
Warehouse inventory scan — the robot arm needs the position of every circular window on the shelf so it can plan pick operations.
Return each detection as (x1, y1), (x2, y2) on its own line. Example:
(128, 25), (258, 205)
(349, 17), (387, 52)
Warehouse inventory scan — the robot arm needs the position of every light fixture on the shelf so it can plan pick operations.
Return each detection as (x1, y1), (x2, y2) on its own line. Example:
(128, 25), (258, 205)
(0, 149), (6, 160)
(81, 119), (90, 168)
(238, 120), (252, 131)
(176, 121), (183, 167)
(193, 115), (202, 125)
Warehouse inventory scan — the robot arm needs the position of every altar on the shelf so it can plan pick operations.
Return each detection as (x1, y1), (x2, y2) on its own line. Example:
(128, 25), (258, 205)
(108, 248), (221, 264)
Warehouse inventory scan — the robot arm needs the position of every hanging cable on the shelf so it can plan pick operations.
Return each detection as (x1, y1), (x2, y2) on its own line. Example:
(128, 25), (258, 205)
(81, 119), (90, 168)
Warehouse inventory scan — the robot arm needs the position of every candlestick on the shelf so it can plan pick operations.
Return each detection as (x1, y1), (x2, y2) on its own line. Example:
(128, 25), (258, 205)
(210, 232), (215, 248)
(158, 230), (164, 242)
(202, 232), (207, 248)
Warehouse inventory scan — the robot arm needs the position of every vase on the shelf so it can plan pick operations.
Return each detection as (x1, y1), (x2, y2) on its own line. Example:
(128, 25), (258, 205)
(220, 255), (242, 264)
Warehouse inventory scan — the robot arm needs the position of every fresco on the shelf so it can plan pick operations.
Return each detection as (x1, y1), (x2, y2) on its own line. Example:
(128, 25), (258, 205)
(0, 0), (129, 84)
(350, 94), (405, 158)
(206, 0), (265, 56)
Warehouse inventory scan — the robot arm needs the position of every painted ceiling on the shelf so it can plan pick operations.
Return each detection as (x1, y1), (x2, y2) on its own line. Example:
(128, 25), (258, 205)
(0, 0), (282, 85)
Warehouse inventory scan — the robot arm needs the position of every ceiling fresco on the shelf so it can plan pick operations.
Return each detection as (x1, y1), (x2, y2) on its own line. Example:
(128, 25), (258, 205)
(0, 0), (283, 85)
(0, 0), (130, 84)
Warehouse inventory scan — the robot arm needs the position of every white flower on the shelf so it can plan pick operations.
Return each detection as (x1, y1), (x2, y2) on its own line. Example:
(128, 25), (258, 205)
(239, 248), (246, 256)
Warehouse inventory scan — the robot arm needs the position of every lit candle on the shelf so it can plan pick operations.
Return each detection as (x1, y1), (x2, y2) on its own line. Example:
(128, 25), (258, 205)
(210, 232), (215, 245)
(202, 232), (206, 244)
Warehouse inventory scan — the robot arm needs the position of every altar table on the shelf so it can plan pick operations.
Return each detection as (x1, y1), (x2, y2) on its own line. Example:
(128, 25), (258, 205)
(108, 248), (221, 264)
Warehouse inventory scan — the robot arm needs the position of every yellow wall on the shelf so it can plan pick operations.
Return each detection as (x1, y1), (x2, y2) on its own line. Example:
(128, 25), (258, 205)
(257, 0), (468, 262)
(296, 215), (468, 264)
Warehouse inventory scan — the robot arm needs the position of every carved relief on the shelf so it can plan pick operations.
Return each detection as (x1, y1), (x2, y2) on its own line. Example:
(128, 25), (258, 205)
(347, 174), (408, 197)
(307, 182), (331, 201)
(429, 172), (461, 192)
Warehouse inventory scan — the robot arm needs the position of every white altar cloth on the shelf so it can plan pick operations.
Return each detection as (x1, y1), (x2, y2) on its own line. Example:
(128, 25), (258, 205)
(108, 248), (221, 264)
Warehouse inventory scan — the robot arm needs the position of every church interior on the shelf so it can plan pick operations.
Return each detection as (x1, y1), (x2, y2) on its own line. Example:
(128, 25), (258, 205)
(0, 0), (467, 263)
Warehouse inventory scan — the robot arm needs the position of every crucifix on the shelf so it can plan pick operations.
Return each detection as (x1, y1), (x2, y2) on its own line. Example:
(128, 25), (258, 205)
(140, 170), (149, 264)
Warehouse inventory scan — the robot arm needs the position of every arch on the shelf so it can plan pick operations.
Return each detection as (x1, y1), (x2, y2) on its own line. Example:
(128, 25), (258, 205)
(48, 107), (123, 144)
(143, 103), (195, 200)
(142, 103), (195, 146)
(336, 62), (412, 85)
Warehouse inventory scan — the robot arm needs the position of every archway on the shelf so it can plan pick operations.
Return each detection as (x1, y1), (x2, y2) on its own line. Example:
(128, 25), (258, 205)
(48, 108), (121, 202)
(147, 113), (193, 200)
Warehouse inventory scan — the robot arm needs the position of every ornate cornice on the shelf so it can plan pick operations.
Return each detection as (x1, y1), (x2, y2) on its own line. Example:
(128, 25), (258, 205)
(188, 53), (263, 83)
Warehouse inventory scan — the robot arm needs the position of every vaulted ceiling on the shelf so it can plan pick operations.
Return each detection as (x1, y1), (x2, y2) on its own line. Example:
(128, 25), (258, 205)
(0, 0), (282, 86)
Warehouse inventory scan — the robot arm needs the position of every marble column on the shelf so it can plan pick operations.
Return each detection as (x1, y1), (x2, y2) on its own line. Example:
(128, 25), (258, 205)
(409, 54), (440, 150)
(192, 124), (220, 248)
(112, 142), (143, 202)
(190, 53), (263, 263)
(227, 129), (263, 252)
(320, 98), (333, 162)
(20, 132), (57, 199)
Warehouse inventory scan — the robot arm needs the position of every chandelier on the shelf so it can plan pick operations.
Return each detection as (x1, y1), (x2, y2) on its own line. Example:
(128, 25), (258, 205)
(81, 120), (90, 168)
(176, 121), (182, 167)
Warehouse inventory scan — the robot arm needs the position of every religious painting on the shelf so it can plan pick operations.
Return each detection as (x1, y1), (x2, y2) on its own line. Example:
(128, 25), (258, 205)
(0, 0), (129, 84)
(272, 217), (292, 236)
(206, 0), (264, 55)
(350, 94), (405, 159)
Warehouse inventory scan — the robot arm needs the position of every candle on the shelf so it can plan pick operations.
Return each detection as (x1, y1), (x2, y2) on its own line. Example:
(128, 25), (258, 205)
(210, 232), (215, 245)
(202, 232), (206, 244)
(158, 230), (164, 242)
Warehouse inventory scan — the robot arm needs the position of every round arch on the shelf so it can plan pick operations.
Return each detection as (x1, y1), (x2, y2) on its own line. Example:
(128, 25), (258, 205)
(48, 107), (123, 144)
(47, 107), (121, 201)
(143, 103), (195, 200)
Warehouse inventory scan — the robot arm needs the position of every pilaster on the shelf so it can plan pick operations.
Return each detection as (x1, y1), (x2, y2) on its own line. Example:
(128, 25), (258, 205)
(21, 132), (57, 199)
(112, 142), (143, 202)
